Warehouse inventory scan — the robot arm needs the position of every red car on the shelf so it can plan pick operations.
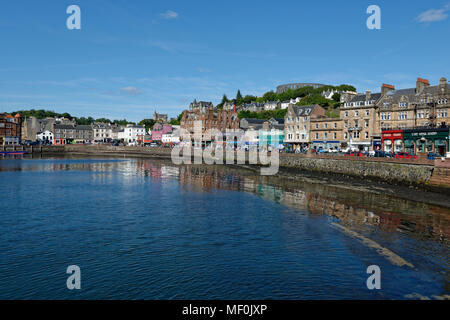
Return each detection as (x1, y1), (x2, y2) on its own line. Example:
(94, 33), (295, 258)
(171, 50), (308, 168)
(394, 152), (417, 159)
(346, 151), (365, 157)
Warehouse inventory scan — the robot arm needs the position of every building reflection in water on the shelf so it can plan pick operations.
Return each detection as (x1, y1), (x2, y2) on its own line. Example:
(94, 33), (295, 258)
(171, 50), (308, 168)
(177, 163), (450, 245)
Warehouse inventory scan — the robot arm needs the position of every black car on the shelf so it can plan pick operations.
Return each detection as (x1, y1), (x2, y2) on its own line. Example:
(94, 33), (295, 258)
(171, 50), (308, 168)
(374, 150), (394, 158)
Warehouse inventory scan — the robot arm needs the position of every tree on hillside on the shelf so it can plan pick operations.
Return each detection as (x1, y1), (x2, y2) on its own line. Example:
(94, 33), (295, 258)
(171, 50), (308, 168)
(95, 118), (112, 123)
(113, 119), (134, 126)
(236, 90), (243, 101)
(262, 91), (277, 102)
(242, 95), (257, 104)
(332, 93), (341, 102)
(221, 94), (229, 104)
(235, 90), (244, 105)
(76, 117), (95, 125)
(138, 119), (156, 131)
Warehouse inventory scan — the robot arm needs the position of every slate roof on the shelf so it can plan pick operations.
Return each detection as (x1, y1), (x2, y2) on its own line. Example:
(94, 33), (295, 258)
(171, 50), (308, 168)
(348, 92), (382, 103)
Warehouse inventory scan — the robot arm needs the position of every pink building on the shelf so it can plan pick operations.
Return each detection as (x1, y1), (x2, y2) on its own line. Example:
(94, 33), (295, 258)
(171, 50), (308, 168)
(151, 124), (172, 142)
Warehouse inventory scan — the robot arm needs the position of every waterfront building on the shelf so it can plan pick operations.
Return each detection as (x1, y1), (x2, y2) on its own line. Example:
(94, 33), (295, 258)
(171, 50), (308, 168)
(310, 117), (344, 151)
(162, 128), (180, 144)
(92, 122), (114, 143)
(381, 129), (403, 153)
(36, 130), (54, 145)
(180, 105), (240, 147)
(0, 113), (22, 145)
(402, 127), (449, 156)
(377, 77), (449, 130)
(341, 89), (382, 151)
(53, 124), (93, 145)
(259, 119), (285, 149)
(283, 104), (326, 151)
(118, 124), (146, 145)
(22, 116), (74, 142)
(151, 123), (173, 142)
(240, 118), (265, 148)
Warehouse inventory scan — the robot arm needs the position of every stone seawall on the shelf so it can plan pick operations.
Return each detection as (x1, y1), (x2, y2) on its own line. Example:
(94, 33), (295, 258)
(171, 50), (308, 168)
(33, 145), (449, 189)
(280, 155), (434, 186)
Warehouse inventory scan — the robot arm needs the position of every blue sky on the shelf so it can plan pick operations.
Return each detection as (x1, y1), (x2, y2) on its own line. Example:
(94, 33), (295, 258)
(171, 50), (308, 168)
(0, 0), (449, 121)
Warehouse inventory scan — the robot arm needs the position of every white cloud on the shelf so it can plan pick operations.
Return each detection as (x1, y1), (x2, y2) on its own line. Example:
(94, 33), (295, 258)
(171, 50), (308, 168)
(416, 4), (450, 23)
(160, 10), (178, 20)
(120, 86), (143, 95)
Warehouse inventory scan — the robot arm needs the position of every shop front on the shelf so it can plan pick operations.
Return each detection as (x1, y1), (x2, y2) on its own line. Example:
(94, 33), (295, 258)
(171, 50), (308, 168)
(372, 139), (382, 151)
(403, 127), (449, 156)
(381, 130), (403, 152)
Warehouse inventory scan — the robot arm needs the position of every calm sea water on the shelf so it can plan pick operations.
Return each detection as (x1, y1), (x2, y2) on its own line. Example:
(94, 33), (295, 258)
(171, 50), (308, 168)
(0, 156), (449, 299)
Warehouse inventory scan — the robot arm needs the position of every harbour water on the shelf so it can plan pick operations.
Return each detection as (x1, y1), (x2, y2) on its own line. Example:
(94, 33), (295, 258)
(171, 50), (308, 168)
(0, 156), (449, 299)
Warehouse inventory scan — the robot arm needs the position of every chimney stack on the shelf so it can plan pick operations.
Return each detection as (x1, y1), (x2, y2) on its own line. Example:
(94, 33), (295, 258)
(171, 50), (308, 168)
(439, 77), (447, 88)
(365, 90), (371, 101)
(381, 83), (395, 95)
(416, 77), (430, 94)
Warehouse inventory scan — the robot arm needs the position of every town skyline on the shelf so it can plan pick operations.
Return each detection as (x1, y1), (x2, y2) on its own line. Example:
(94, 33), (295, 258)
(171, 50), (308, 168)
(0, 1), (449, 122)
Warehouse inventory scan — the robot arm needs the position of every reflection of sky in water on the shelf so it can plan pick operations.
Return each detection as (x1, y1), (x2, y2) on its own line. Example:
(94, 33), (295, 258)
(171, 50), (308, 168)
(0, 157), (448, 300)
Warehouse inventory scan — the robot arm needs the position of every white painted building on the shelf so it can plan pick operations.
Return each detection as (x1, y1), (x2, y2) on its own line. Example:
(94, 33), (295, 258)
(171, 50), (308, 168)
(263, 101), (280, 110)
(118, 124), (146, 144)
(162, 128), (180, 144)
(93, 122), (113, 143)
(36, 130), (54, 144)
(281, 98), (302, 109)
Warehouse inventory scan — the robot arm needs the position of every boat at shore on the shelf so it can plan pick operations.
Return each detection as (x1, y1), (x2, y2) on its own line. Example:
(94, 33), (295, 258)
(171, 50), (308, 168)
(0, 150), (27, 155)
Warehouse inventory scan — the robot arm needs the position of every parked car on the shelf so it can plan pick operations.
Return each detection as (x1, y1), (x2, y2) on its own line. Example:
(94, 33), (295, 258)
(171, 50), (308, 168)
(427, 152), (438, 160)
(149, 143), (159, 147)
(394, 152), (417, 159)
(374, 150), (388, 157)
(346, 151), (365, 157)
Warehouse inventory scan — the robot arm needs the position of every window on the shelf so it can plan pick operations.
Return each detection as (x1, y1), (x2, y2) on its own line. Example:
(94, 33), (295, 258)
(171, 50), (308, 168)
(344, 111), (348, 117)
(354, 111), (359, 116)
(365, 110), (369, 116)
(333, 132), (337, 139)
(399, 102), (407, 108)
(315, 123), (319, 129)
(324, 123), (328, 129)
(418, 110), (424, 119)
(437, 109), (448, 118)
(398, 112), (407, 120)
(365, 132), (369, 139)
(315, 133), (319, 139)
(365, 120), (369, 127)
(324, 133), (328, 139)
(334, 123), (337, 129)
(344, 132), (348, 139)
